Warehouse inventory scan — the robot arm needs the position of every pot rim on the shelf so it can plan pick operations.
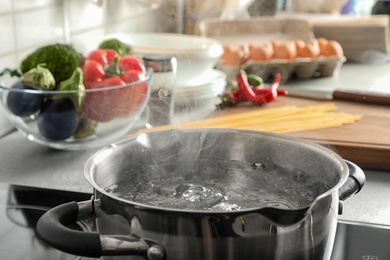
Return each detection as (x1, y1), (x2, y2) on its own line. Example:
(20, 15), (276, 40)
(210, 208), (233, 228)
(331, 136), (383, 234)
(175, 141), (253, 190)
(84, 128), (349, 214)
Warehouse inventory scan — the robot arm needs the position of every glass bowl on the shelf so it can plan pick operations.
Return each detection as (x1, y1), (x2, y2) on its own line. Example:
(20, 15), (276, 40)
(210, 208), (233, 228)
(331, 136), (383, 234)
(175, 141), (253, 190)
(0, 70), (152, 150)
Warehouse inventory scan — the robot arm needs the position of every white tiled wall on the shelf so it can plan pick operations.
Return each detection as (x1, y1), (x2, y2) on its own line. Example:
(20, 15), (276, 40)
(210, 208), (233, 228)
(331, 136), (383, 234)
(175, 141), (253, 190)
(0, 0), (181, 135)
(0, 0), (163, 135)
(0, 0), (160, 81)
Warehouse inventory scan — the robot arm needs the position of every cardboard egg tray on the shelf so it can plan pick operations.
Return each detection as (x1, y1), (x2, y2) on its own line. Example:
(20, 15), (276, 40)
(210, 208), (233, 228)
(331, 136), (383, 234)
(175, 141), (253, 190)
(218, 56), (346, 83)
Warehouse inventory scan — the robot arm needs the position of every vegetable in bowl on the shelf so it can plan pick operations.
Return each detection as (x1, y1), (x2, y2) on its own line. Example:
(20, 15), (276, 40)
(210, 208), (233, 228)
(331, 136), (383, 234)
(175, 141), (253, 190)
(20, 44), (83, 83)
(98, 38), (132, 56)
(82, 49), (147, 122)
(0, 39), (151, 150)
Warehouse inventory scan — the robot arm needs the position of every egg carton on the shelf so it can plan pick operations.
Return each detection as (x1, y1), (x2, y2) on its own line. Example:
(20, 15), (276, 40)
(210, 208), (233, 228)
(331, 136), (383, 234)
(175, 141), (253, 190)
(218, 56), (346, 83)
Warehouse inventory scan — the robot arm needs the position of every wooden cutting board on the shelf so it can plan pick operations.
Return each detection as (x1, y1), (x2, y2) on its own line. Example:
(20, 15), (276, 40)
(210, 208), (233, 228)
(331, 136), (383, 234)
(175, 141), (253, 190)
(211, 96), (390, 171)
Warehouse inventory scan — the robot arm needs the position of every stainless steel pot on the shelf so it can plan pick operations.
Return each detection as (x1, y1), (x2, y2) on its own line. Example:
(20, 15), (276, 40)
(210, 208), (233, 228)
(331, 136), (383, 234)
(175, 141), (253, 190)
(37, 129), (365, 260)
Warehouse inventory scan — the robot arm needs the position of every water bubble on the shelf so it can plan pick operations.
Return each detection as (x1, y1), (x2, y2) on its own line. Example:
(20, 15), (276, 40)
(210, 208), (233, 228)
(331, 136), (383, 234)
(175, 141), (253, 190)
(104, 159), (329, 211)
(252, 162), (265, 170)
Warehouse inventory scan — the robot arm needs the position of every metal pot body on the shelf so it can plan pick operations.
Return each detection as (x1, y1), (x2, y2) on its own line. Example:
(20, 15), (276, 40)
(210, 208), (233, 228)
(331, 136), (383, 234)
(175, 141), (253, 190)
(37, 129), (365, 260)
(93, 188), (338, 260)
(87, 129), (349, 260)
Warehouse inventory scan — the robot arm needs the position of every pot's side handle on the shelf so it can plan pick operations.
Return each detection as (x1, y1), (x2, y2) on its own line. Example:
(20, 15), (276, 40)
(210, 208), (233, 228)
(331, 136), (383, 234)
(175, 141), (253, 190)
(339, 160), (366, 201)
(36, 200), (166, 260)
(36, 200), (102, 257)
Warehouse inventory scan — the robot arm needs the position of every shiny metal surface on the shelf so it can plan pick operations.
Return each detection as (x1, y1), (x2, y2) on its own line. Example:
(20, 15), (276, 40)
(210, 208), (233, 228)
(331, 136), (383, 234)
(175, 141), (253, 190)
(77, 200), (94, 221)
(100, 235), (149, 255)
(142, 55), (177, 127)
(143, 55), (178, 73)
(0, 182), (386, 260)
(285, 88), (334, 100)
(91, 188), (339, 259)
(83, 129), (358, 260)
(75, 199), (166, 259)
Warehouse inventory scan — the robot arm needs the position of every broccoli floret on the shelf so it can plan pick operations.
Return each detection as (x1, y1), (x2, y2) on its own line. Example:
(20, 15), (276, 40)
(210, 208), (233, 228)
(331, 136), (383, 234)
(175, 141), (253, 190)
(98, 38), (132, 56)
(22, 65), (56, 90)
(20, 44), (84, 83)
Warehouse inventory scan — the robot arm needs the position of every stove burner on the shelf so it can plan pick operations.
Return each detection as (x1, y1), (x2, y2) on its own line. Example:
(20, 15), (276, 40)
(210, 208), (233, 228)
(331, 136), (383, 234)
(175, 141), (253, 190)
(332, 220), (390, 260)
(1, 184), (93, 260)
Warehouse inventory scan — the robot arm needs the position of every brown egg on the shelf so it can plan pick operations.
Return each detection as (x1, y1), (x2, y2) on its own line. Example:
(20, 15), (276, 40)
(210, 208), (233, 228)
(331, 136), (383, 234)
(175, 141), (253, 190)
(221, 44), (244, 66)
(321, 40), (344, 57)
(274, 41), (297, 60)
(317, 37), (329, 56)
(271, 40), (282, 52)
(298, 39), (320, 59)
(248, 42), (273, 61)
(294, 39), (306, 54)
(223, 44), (236, 53)
(308, 38), (320, 52)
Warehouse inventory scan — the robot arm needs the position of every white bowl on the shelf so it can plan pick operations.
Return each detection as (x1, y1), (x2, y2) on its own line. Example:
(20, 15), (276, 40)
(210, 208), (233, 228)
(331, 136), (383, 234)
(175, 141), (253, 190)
(105, 33), (224, 86)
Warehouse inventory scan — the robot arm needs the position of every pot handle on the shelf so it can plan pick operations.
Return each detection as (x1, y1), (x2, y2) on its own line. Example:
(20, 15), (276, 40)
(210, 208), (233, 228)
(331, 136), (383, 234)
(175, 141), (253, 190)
(339, 160), (366, 201)
(36, 200), (165, 260)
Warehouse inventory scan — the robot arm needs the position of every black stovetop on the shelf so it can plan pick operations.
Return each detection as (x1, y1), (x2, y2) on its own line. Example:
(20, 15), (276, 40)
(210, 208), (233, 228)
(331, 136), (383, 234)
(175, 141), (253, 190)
(1, 183), (390, 260)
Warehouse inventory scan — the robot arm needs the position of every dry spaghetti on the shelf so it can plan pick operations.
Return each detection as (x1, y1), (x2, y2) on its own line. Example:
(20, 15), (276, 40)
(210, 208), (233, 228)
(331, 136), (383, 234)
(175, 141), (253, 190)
(137, 103), (362, 134)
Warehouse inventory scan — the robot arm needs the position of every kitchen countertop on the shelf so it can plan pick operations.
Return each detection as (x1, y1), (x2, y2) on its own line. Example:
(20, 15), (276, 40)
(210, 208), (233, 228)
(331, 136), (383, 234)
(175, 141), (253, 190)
(0, 62), (389, 226)
(0, 129), (97, 193)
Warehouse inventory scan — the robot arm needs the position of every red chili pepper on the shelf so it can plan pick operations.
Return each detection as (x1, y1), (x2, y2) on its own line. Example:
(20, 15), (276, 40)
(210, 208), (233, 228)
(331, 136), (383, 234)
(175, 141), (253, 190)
(266, 73), (282, 103)
(252, 87), (287, 97)
(219, 85), (287, 108)
(236, 71), (282, 105)
(219, 73), (286, 108)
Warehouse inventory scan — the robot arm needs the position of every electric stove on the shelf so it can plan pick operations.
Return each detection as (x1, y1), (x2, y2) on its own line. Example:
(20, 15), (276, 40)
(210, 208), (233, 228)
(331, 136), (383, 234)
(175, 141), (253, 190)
(1, 183), (389, 260)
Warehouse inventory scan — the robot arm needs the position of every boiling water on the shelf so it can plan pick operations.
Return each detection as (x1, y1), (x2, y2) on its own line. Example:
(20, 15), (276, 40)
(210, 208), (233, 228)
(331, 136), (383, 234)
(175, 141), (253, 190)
(104, 159), (330, 211)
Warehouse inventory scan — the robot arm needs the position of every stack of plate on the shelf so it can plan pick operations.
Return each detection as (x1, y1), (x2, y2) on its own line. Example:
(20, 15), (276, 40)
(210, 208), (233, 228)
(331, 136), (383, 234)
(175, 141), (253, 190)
(170, 69), (227, 124)
(173, 69), (226, 105)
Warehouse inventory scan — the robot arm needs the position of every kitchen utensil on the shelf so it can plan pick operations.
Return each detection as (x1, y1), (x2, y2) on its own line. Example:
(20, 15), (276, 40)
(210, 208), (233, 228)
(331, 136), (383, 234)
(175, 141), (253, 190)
(142, 55), (177, 127)
(286, 88), (390, 105)
(37, 129), (365, 260)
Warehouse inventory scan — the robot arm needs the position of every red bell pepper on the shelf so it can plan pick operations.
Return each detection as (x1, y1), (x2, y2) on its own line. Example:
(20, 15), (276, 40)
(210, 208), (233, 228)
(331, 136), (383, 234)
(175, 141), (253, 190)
(81, 49), (148, 122)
